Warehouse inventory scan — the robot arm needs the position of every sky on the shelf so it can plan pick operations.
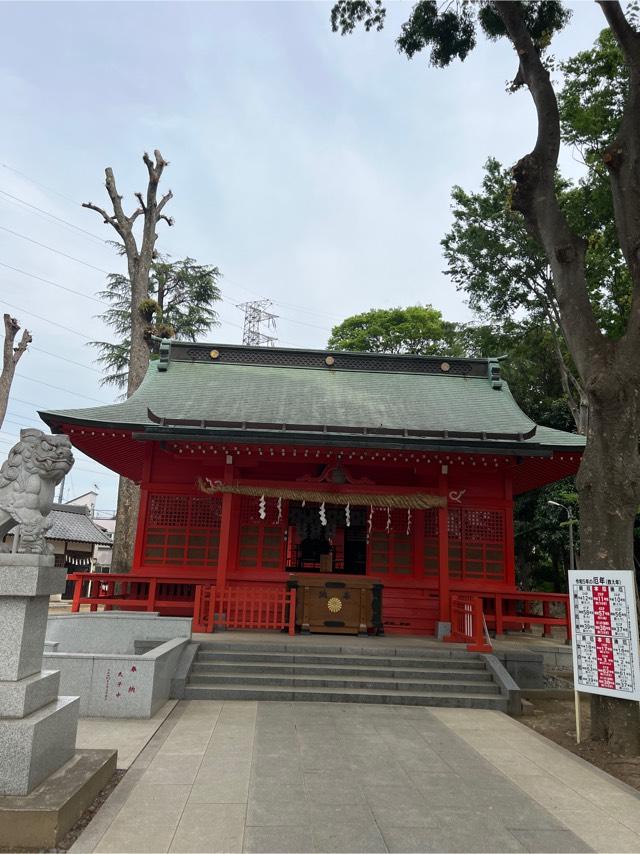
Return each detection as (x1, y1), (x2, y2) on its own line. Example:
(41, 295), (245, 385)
(0, 0), (609, 515)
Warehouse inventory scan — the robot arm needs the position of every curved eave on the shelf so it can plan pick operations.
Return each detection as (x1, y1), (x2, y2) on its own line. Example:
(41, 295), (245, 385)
(134, 426), (556, 456)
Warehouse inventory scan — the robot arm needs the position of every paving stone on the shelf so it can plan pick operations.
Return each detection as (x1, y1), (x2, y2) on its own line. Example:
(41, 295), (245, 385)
(486, 797), (568, 831)
(243, 824), (316, 853)
(169, 802), (245, 853)
(510, 828), (594, 853)
(312, 820), (388, 853)
(304, 770), (366, 804)
(95, 802), (185, 854)
(246, 798), (310, 826)
(307, 803), (375, 825)
(440, 823), (527, 853)
(552, 808), (640, 853)
(381, 826), (448, 854)
(190, 776), (250, 804)
(249, 781), (307, 804)
(122, 782), (191, 810)
(140, 752), (202, 785)
(406, 772), (473, 807)
(159, 729), (212, 755)
(197, 758), (251, 781)
(509, 775), (587, 811)
(251, 765), (305, 785)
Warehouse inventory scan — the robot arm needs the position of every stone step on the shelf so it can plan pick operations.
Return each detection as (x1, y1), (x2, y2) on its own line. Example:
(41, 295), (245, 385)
(195, 650), (486, 669)
(191, 661), (494, 681)
(195, 641), (476, 659)
(188, 671), (503, 694)
(182, 683), (508, 710)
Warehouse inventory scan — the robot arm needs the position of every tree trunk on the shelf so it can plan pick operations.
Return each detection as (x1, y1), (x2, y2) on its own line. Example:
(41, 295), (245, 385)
(0, 314), (31, 430)
(84, 151), (172, 574)
(110, 477), (140, 572)
(576, 382), (640, 753)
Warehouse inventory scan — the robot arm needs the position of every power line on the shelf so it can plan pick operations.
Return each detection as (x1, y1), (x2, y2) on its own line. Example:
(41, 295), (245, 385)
(0, 189), (107, 244)
(29, 345), (102, 373)
(2, 298), (94, 339)
(0, 262), (105, 305)
(15, 373), (108, 404)
(0, 162), (80, 206)
(0, 224), (110, 274)
(0, 161), (341, 347)
(3, 416), (42, 429)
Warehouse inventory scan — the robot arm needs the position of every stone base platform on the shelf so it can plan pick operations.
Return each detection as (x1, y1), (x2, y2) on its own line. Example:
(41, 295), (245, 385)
(0, 748), (117, 849)
(0, 695), (79, 795)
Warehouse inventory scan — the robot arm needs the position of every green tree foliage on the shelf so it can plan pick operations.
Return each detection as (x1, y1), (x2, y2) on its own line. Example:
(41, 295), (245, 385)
(461, 321), (573, 432)
(327, 305), (462, 355)
(332, 1), (570, 69)
(558, 28), (631, 334)
(514, 479), (577, 592)
(441, 30), (632, 431)
(92, 257), (221, 388)
(559, 28), (627, 158)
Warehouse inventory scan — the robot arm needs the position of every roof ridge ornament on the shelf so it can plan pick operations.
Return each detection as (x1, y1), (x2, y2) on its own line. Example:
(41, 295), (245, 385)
(488, 358), (503, 389)
(157, 339), (171, 372)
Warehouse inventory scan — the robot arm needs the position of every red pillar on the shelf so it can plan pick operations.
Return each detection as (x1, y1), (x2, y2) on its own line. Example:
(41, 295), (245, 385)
(412, 509), (425, 579)
(215, 457), (235, 590)
(438, 468), (450, 625)
(504, 472), (516, 588)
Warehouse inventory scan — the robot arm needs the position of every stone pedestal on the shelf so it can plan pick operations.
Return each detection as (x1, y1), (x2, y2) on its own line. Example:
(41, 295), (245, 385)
(0, 554), (79, 796)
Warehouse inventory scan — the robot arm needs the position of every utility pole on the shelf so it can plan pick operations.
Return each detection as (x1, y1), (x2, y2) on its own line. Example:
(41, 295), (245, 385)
(57, 475), (65, 504)
(237, 299), (278, 346)
(548, 500), (577, 573)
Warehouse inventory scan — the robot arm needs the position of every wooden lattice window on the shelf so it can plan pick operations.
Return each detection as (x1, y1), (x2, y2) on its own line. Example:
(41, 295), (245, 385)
(368, 530), (413, 575)
(237, 497), (286, 571)
(448, 508), (505, 582)
(143, 493), (222, 567)
(423, 508), (439, 577)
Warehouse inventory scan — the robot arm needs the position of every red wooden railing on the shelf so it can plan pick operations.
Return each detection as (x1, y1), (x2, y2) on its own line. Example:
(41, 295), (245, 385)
(479, 591), (571, 641)
(445, 594), (492, 653)
(194, 584), (296, 635)
(69, 573), (569, 642)
(70, 573), (201, 618)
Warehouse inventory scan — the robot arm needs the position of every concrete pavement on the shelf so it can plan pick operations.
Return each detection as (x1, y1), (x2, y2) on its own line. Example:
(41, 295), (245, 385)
(72, 701), (640, 853)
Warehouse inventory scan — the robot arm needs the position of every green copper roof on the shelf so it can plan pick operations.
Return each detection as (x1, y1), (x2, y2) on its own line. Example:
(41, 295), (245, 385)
(39, 342), (585, 452)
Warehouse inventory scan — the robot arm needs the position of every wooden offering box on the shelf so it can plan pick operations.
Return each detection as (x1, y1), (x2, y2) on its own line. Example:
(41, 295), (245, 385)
(288, 574), (383, 635)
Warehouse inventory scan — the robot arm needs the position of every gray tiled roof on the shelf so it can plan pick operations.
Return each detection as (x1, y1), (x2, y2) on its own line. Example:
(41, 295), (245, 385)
(47, 505), (113, 545)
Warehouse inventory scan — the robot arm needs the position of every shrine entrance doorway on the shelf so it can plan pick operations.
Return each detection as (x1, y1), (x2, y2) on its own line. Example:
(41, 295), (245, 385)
(286, 503), (368, 576)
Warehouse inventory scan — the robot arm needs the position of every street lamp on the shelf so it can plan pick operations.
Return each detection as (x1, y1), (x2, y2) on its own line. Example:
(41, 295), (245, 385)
(548, 500), (576, 573)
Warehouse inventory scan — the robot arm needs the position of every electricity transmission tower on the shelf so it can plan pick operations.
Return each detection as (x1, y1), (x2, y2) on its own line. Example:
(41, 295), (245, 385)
(237, 299), (278, 346)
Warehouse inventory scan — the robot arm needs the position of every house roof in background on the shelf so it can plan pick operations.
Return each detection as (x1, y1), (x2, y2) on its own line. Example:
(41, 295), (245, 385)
(48, 504), (113, 545)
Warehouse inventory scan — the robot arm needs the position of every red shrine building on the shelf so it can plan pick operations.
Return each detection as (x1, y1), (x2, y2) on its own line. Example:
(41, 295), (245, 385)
(40, 342), (583, 639)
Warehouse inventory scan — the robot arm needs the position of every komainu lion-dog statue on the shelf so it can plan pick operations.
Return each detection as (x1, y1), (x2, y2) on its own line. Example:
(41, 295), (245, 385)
(0, 428), (74, 554)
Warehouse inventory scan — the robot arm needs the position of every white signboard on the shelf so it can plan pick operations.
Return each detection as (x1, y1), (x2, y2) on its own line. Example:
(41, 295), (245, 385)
(568, 570), (640, 700)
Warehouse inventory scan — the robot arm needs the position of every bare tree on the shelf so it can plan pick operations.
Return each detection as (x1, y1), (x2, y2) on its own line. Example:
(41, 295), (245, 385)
(0, 314), (31, 430)
(84, 150), (173, 571)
